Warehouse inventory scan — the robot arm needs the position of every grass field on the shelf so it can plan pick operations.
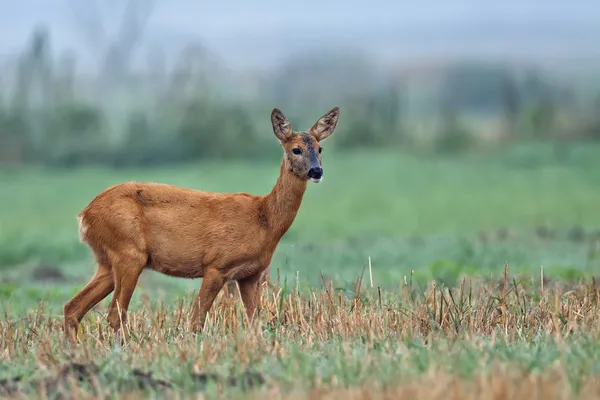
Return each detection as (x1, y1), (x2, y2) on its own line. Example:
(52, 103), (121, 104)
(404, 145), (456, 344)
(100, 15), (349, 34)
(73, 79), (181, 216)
(2, 140), (600, 398)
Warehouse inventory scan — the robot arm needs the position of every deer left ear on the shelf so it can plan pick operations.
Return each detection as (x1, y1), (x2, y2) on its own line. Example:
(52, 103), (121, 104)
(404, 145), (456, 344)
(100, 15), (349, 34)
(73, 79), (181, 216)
(271, 108), (294, 143)
(310, 107), (339, 142)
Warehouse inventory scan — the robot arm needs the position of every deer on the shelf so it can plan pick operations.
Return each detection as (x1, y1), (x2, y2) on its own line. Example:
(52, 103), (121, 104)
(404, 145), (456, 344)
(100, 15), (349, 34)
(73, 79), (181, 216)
(63, 107), (340, 342)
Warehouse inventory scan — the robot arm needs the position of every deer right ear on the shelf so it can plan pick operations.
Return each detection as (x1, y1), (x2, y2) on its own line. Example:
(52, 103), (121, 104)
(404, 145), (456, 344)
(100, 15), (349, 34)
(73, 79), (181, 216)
(271, 108), (293, 142)
(310, 107), (339, 142)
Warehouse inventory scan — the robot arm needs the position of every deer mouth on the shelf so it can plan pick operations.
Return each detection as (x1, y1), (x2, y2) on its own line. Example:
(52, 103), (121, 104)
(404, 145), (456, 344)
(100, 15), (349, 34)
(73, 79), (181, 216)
(309, 177), (322, 183)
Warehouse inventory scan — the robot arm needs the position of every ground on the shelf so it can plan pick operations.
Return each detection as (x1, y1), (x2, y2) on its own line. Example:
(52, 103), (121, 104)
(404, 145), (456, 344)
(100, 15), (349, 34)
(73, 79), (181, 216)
(1, 140), (600, 399)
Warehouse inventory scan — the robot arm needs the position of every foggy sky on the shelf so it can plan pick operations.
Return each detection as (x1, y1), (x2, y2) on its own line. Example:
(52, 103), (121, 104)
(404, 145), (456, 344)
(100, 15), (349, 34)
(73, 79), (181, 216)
(2, 0), (599, 70)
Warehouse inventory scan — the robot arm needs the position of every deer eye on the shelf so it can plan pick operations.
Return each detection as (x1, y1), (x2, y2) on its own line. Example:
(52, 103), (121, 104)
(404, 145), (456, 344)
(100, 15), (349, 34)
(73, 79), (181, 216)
(318, 147), (323, 154)
(292, 148), (302, 155)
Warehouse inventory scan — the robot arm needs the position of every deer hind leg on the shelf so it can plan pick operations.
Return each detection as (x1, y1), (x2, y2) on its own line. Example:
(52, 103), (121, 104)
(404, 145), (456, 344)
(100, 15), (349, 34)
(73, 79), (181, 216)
(238, 273), (263, 325)
(64, 263), (114, 342)
(190, 268), (227, 333)
(106, 251), (146, 340)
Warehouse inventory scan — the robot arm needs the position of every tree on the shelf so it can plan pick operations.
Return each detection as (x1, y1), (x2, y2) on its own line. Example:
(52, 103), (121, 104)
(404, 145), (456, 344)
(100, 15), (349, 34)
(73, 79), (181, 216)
(68, 0), (156, 85)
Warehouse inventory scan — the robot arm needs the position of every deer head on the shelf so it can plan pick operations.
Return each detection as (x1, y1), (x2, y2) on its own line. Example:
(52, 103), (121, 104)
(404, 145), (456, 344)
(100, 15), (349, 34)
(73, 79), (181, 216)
(271, 107), (340, 183)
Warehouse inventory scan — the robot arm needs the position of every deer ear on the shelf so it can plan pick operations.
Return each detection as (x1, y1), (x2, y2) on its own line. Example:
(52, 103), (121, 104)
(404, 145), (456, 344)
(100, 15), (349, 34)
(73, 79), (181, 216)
(271, 108), (293, 142)
(310, 107), (339, 142)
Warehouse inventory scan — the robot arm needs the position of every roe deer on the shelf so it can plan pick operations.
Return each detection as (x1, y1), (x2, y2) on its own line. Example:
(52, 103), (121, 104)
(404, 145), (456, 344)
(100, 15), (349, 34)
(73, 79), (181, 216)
(63, 107), (340, 341)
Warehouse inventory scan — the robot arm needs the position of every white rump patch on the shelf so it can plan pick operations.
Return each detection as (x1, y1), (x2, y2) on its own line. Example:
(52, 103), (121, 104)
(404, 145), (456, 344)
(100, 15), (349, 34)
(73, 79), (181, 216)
(77, 215), (88, 242)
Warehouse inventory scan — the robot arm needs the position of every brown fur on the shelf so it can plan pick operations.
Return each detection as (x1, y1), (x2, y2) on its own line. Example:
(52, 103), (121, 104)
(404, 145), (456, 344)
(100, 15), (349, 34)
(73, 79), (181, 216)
(63, 107), (340, 341)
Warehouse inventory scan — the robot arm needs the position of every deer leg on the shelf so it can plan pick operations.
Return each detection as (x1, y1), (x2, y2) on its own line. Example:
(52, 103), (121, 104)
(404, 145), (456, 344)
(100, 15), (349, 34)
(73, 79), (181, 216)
(223, 280), (239, 297)
(190, 269), (227, 333)
(259, 265), (272, 290)
(237, 273), (263, 324)
(64, 263), (114, 342)
(107, 254), (146, 340)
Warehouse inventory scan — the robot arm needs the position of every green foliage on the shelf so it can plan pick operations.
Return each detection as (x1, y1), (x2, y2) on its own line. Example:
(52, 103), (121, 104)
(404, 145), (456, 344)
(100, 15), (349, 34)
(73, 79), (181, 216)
(43, 101), (108, 166)
(432, 107), (474, 153)
(176, 99), (261, 160)
(336, 87), (406, 148)
(520, 99), (557, 139)
(439, 63), (518, 113)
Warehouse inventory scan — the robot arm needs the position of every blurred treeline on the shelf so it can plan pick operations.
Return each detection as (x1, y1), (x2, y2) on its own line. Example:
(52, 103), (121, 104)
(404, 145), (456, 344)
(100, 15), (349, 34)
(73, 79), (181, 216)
(1, 25), (600, 168)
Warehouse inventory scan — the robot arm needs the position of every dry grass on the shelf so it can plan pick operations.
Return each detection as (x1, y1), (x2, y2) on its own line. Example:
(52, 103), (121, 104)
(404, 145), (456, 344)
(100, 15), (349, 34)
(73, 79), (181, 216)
(1, 267), (600, 399)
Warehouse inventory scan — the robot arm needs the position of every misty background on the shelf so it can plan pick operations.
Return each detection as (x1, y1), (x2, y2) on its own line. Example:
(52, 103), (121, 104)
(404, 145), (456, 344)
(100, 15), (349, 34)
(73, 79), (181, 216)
(4, 0), (600, 69)
(2, 0), (600, 167)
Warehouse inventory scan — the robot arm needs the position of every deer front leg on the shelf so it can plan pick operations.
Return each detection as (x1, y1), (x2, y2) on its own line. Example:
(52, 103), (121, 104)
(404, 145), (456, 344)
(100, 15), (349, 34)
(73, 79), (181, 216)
(258, 265), (271, 289)
(237, 272), (264, 325)
(190, 268), (227, 333)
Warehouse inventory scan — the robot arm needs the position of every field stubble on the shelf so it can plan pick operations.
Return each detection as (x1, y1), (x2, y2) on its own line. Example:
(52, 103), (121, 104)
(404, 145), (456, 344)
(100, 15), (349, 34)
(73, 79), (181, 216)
(1, 266), (600, 399)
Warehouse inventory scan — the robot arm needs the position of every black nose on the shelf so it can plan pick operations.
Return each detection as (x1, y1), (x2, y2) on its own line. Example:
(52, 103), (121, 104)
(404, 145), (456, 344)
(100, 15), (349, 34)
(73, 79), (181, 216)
(308, 167), (323, 180)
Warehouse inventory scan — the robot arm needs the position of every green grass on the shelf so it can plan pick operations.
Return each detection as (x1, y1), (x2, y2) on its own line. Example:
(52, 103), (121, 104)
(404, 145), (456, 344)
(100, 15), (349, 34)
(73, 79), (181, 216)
(2, 269), (600, 399)
(3, 140), (600, 398)
(2, 334), (599, 398)
(2, 141), (600, 309)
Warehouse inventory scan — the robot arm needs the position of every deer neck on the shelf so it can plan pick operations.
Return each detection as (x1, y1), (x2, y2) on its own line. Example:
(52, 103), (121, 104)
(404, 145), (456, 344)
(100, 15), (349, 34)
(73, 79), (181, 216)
(262, 156), (308, 239)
